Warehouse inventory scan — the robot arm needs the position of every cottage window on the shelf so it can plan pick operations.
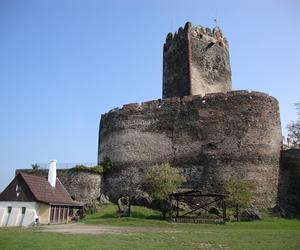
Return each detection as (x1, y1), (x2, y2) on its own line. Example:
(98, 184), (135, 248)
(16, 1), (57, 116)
(22, 207), (26, 214)
(8, 207), (12, 213)
(16, 184), (21, 197)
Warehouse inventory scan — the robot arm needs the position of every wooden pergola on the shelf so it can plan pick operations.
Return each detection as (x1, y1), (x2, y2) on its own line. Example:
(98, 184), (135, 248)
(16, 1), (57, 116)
(169, 190), (227, 224)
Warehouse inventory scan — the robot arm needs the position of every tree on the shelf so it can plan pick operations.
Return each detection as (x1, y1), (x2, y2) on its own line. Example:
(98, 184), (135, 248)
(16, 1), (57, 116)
(31, 163), (40, 170)
(143, 163), (186, 218)
(224, 176), (255, 221)
(287, 101), (300, 146)
(117, 168), (143, 217)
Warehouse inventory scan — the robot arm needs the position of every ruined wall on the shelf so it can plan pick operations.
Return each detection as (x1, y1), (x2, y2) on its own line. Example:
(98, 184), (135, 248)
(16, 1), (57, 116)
(16, 169), (101, 204)
(163, 22), (232, 99)
(98, 91), (282, 208)
(278, 149), (300, 215)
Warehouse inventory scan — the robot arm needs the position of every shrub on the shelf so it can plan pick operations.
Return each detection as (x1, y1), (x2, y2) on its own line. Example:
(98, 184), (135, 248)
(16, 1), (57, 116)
(31, 163), (40, 170)
(224, 176), (255, 221)
(143, 163), (186, 218)
(100, 156), (112, 173)
(70, 165), (103, 174)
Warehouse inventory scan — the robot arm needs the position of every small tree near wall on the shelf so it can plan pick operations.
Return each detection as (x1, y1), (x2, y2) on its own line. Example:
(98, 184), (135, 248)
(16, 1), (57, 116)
(143, 163), (186, 219)
(224, 176), (255, 221)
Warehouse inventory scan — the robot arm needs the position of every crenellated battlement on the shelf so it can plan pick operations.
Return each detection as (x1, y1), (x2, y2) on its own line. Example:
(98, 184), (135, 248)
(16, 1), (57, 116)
(164, 22), (229, 52)
(103, 91), (277, 116)
(163, 22), (232, 99)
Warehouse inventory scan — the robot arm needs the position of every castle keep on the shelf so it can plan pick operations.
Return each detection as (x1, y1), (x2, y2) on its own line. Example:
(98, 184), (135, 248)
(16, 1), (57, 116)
(163, 22), (232, 98)
(98, 22), (282, 208)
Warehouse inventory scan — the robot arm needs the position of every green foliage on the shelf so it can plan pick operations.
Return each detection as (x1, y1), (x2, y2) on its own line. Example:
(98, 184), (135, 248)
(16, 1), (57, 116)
(143, 163), (186, 201)
(287, 101), (300, 145)
(224, 176), (255, 209)
(143, 163), (186, 218)
(31, 163), (40, 170)
(70, 157), (112, 175)
(100, 156), (113, 173)
(81, 199), (102, 218)
(70, 165), (103, 174)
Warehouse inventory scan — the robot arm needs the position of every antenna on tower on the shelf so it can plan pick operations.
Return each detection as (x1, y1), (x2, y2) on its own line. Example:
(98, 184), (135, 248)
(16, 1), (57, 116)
(214, 18), (218, 27)
(213, 0), (220, 28)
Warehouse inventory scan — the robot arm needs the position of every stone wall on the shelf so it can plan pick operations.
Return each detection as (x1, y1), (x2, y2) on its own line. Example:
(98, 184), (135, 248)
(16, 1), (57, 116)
(98, 91), (282, 208)
(278, 149), (300, 215)
(190, 25), (232, 96)
(163, 24), (190, 98)
(163, 22), (232, 99)
(16, 169), (101, 204)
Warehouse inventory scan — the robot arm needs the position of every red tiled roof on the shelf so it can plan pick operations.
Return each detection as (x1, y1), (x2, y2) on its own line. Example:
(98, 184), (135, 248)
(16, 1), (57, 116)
(19, 172), (82, 206)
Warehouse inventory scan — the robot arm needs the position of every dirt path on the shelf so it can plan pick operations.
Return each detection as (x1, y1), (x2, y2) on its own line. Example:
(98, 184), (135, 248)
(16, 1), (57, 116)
(40, 223), (177, 235)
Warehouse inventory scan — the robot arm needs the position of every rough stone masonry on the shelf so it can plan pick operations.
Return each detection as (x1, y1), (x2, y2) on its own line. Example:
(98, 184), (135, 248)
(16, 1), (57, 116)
(163, 22), (232, 98)
(98, 22), (282, 208)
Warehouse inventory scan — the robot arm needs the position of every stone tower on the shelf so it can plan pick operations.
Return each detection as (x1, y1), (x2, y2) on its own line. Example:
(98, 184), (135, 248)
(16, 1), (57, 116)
(163, 22), (232, 99)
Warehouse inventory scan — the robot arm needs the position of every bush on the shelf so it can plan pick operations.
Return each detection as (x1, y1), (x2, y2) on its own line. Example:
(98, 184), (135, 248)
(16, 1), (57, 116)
(31, 163), (40, 170)
(100, 156), (112, 173)
(70, 165), (103, 174)
(224, 176), (255, 221)
(143, 163), (186, 218)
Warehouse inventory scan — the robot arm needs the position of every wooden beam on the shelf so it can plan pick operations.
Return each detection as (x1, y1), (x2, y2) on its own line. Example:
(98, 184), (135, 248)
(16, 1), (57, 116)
(176, 196), (179, 218)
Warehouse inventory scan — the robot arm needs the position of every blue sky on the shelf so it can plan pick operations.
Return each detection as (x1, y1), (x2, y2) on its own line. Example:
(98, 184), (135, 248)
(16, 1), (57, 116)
(0, 0), (299, 190)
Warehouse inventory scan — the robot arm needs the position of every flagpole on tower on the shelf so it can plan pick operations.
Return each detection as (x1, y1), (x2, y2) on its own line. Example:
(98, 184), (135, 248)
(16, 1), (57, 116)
(214, 18), (218, 27)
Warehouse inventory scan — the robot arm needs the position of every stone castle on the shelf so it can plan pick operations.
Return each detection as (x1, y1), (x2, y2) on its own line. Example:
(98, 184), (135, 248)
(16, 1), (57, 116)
(18, 22), (299, 215)
(98, 22), (283, 208)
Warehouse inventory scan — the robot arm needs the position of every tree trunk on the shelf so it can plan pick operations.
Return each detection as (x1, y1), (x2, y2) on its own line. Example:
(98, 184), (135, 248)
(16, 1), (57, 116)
(161, 200), (167, 219)
(236, 204), (239, 222)
(128, 199), (132, 217)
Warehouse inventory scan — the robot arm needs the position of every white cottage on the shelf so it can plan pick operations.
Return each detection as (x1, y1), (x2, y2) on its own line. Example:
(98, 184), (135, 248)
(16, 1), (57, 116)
(0, 161), (83, 227)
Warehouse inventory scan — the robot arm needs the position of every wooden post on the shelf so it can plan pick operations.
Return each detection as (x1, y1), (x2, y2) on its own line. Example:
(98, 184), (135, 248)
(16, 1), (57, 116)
(168, 196), (171, 219)
(236, 204), (239, 222)
(222, 200), (226, 222)
(128, 200), (132, 217)
(58, 206), (61, 224)
(176, 196), (179, 218)
(62, 207), (65, 223)
(54, 206), (57, 223)
(67, 207), (69, 223)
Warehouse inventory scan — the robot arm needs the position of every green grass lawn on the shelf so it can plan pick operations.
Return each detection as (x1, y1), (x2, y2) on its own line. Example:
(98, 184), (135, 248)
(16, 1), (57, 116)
(0, 204), (300, 250)
(81, 203), (169, 227)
